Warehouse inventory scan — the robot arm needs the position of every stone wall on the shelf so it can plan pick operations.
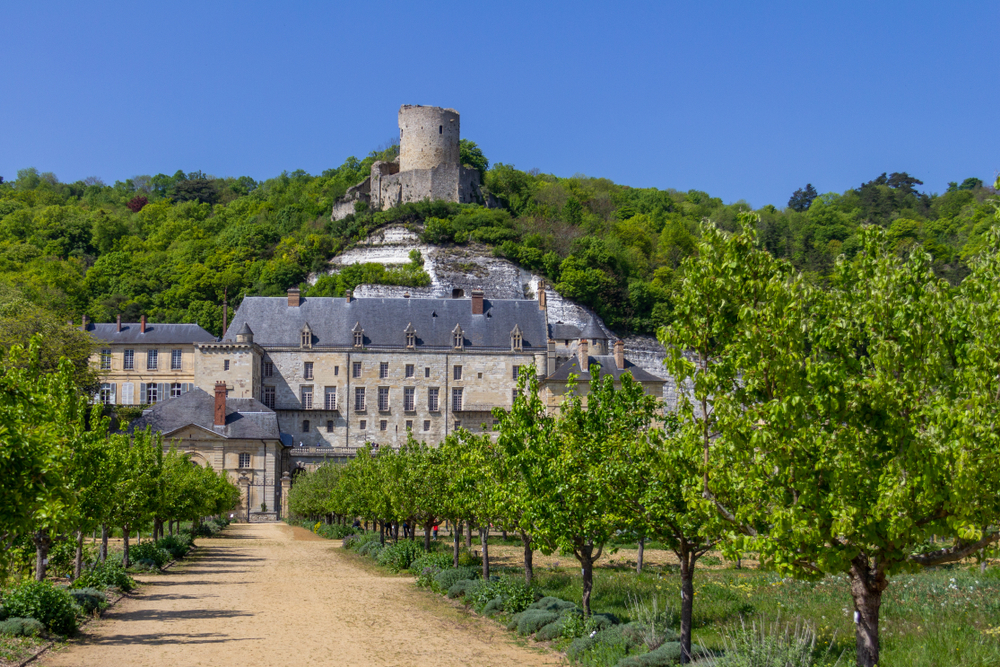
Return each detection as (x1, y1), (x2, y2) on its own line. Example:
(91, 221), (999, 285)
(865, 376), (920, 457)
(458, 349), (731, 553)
(398, 105), (460, 172)
(193, 342), (260, 398)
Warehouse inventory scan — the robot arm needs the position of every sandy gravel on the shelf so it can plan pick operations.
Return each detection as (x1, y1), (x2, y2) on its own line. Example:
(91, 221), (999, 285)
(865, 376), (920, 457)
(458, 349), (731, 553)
(41, 523), (560, 667)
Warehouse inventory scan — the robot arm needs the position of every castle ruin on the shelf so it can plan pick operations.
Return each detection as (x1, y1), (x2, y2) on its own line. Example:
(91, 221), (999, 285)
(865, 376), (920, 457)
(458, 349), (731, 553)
(331, 105), (489, 221)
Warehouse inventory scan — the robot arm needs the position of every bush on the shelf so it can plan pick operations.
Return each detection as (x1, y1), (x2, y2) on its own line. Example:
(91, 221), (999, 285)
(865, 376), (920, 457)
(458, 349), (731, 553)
(716, 617), (835, 667)
(614, 641), (707, 667)
(517, 610), (560, 635)
(482, 597), (505, 616)
(376, 541), (423, 572)
(69, 588), (107, 615)
(0, 617), (46, 637)
(129, 542), (172, 569)
(457, 550), (481, 568)
(466, 576), (536, 615)
(156, 534), (193, 560)
(447, 579), (475, 599)
(529, 596), (580, 613)
(1, 581), (78, 635)
(568, 625), (642, 664)
(409, 553), (453, 587)
(433, 567), (478, 593)
(535, 615), (576, 640)
(312, 522), (356, 540)
(72, 560), (136, 592)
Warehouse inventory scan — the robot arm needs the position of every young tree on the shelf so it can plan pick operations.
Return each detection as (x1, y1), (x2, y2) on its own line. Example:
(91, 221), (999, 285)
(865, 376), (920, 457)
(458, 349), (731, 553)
(106, 429), (161, 567)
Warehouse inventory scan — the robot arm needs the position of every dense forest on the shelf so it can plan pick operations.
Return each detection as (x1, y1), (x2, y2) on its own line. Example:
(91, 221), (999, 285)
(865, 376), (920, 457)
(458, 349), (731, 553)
(0, 141), (995, 347)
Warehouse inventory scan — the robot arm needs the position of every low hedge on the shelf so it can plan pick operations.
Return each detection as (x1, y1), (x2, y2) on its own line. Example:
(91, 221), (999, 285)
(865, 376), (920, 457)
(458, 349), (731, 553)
(71, 560), (136, 593)
(0, 581), (78, 635)
(433, 567), (478, 593)
(68, 588), (107, 615)
(0, 617), (46, 637)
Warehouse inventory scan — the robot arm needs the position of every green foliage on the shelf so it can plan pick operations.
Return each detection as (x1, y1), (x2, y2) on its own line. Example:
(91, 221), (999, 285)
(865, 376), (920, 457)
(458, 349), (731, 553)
(67, 588), (107, 615)
(715, 617), (841, 667)
(0, 617), (46, 637)
(375, 540), (423, 572)
(155, 534), (193, 560)
(128, 541), (172, 569)
(71, 560), (136, 592)
(516, 609), (560, 635)
(447, 579), (475, 599)
(409, 552), (453, 587)
(0, 581), (78, 635)
(433, 566), (478, 593)
(465, 575), (536, 614)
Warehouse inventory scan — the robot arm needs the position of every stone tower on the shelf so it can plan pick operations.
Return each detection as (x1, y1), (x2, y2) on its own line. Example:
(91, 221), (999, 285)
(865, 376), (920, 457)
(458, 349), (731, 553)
(398, 105), (460, 172)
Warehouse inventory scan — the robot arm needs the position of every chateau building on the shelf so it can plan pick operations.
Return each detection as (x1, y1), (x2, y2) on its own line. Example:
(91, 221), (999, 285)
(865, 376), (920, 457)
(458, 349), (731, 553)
(88, 288), (666, 519)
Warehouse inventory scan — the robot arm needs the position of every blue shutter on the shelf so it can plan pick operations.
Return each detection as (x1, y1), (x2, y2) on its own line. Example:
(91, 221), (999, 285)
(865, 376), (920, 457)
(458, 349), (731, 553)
(139, 383), (146, 404)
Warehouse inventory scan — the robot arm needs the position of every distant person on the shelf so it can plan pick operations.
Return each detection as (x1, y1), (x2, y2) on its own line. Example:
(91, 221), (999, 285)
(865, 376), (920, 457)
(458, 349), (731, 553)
(403, 521), (410, 539)
(433, 524), (439, 540)
(352, 518), (361, 530)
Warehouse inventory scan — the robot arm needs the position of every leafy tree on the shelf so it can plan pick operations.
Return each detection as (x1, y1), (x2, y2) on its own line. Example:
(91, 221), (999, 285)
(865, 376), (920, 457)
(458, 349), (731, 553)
(787, 183), (818, 212)
(459, 139), (489, 181)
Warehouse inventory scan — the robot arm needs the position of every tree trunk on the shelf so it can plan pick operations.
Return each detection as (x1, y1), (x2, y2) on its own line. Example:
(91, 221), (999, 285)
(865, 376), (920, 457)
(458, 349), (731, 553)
(100, 524), (109, 562)
(379, 520), (385, 547)
(637, 537), (645, 574)
(122, 525), (131, 569)
(579, 550), (595, 617)
(33, 529), (52, 582)
(849, 556), (887, 667)
(453, 523), (461, 568)
(410, 518), (416, 542)
(502, 528), (507, 540)
(521, 531), (534, 586)
(74, 530), (84, 580)
(465, 522), (473, 550)
(423, 520), (433, 552)
(480, 526), (490, 580)
(678, 542), (697, 664)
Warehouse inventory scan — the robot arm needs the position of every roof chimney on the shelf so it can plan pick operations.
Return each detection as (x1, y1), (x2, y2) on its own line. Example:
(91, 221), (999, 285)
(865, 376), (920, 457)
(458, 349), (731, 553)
(578, 339), (589, 371)
(287, 288), (301, 307)
(140, 315), (147, 334)
(538, 281), (547, 310)
(345, 290), (352, 303)
(471, 289), (484, 315)
(614, 339), (625, 370)
(116, 314), (122, 333)
(214, 382), (227, 426)
(80, 314), (88, 331)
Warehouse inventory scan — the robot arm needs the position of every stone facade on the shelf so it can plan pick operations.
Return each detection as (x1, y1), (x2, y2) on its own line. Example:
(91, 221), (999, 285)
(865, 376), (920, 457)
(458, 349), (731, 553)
(331, 105), (490, 220)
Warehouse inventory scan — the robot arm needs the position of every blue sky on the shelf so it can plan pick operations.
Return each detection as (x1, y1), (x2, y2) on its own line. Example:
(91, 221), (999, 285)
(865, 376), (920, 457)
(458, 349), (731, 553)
(1, 1), (996, 207)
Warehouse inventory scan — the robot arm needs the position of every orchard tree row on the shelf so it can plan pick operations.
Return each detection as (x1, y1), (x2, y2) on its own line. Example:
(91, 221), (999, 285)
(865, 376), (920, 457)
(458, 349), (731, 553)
(289, 206), (1000, 667)
(0, 338), (240, 585)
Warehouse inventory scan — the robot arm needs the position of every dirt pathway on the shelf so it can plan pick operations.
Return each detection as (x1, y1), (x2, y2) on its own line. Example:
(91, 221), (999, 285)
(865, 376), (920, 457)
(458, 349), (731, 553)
(42, 523), (560, 667)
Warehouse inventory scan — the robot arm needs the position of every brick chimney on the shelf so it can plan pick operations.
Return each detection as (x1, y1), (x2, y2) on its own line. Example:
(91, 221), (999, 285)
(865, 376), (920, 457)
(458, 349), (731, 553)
(471, 289), (484, 315)
(538, 281), (547, 310)
(345, 290), (352, 303)
(140, 315), (147, 334)
(214, 382), (227, 426)
(614, 339), (625, 370)
(116, 314), (122, 333)
(578, 339), (589, 371)
(80, 314), (88, 331)
(287, 288), (301, 307)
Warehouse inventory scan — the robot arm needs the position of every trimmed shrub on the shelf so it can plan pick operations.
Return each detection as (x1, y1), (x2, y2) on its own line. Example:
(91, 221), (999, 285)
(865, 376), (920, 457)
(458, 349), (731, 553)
(613, 641), (707, 666)
(465, 576), (535, 615)
(568, 625), (643, 665)
(69, 588), (107, 614)
(0, 617), (46, 637)
(447, 579), (475, 599)
(535, 616), (574, 641)
(517, 610), (560, 635)
(433, 567), (478, 593)
(376, 540), (423, 572)
(129, 542), (172, 569)
(1, 581), (78, 635)
(156, 534), (193, 560)
(457, 550), (481, 568)
(529, 596), (579, 613)
(72, 560), (136, 592)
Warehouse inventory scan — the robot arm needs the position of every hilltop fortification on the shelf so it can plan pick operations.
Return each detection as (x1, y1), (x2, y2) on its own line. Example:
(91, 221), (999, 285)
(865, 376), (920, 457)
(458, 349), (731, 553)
(331, 105), (489, 220)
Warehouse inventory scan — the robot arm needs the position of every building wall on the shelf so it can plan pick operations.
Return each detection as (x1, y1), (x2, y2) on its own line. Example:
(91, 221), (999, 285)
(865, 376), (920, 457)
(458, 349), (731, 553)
(91, 343), (198, 405)
(398, 105), (460, 172)
(192, 342), (261, 398)
(541, 379), (665, 411)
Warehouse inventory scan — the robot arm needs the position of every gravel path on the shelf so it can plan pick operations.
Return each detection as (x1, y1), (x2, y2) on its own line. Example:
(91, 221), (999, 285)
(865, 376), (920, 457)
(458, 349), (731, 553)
(41, 523), (559, 667)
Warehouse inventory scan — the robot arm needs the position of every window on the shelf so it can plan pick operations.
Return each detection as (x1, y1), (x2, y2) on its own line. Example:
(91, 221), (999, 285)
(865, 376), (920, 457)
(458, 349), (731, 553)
(263, 361), (274, 377)
(359, 419), (367, 430)
(423, 420), (430, 432)
(325, 386), (337, 410)
(454, 421), (462, 430)
(379, 419), (387, 432)
(224, 359), (230, 371)
(353, 362), (362, 378)
(301, 329), (311, 348)
(238, 453), (251, 468)
(263, 386), (275, 409)
(354, 387), (366, 411)
(439, 124), (443, 134)
(405, 323), (416, 348)
(378, 387), (390, 411)
(379, 362), (389, 379)
(353, 325), (364, 347)
(454, 365), (462, 380)
(171, 349), (182, 370)
(452, 325), (463, 349)
(512, 388), (518, 406)
(424, 367), (430, 378)
(452, 387), (463, 411)
(334, 366), (339, 376)
(301, 386), (313, 410)
(511, 325), (523, 352)
(492, 419), (500, 429)
(477, 372), (482, 379)
(326, 420), (334, 433)
(512, 365), (520, 380)
(100, 349), (111, 370)
(405, 420), (413, 431)
(302, 420), (310, 433)
(147, 349), (158, 370)
(171, 383), (182, 398)
(123, 349), (134, 370)
(428, 387), (439, 412)
(146, 383), (159, 404)
(405, 364), (414, 379)
(404, 387), (415, 412)
(99, 383), (114, 404)
(304, 362), (314, 379)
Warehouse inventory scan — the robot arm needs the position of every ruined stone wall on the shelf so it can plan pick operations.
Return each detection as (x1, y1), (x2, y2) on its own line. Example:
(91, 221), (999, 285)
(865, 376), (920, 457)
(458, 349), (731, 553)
(398, 105), (460, 172)
(459, 166), (482, 204)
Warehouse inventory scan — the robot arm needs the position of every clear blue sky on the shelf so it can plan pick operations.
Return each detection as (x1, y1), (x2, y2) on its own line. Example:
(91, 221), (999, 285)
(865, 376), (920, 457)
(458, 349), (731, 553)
(2, 1), (996, 207)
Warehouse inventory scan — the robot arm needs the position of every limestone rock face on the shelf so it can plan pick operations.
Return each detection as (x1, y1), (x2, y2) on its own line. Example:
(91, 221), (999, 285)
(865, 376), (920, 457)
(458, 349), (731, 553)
(311, 223), (685, 408)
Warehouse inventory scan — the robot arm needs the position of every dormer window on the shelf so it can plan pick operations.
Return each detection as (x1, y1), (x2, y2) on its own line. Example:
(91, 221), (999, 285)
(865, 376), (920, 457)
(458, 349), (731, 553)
(300, 324), (312, 349)
(452, 324), (464, 350)
(404, 322), (416, 349)
(353, 322), (364, 348)
(510, 324), (523, 352)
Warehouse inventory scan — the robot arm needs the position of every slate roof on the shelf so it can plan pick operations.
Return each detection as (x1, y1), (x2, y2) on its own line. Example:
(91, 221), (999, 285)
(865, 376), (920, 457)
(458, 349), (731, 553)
(579, 316), (608, 340)
(128, 387), (283, 441)
(547, 354), (666, 383)
(87, 323), (216, 345)
(549, 322), (583, 340)
(222, 296), (549, 350)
